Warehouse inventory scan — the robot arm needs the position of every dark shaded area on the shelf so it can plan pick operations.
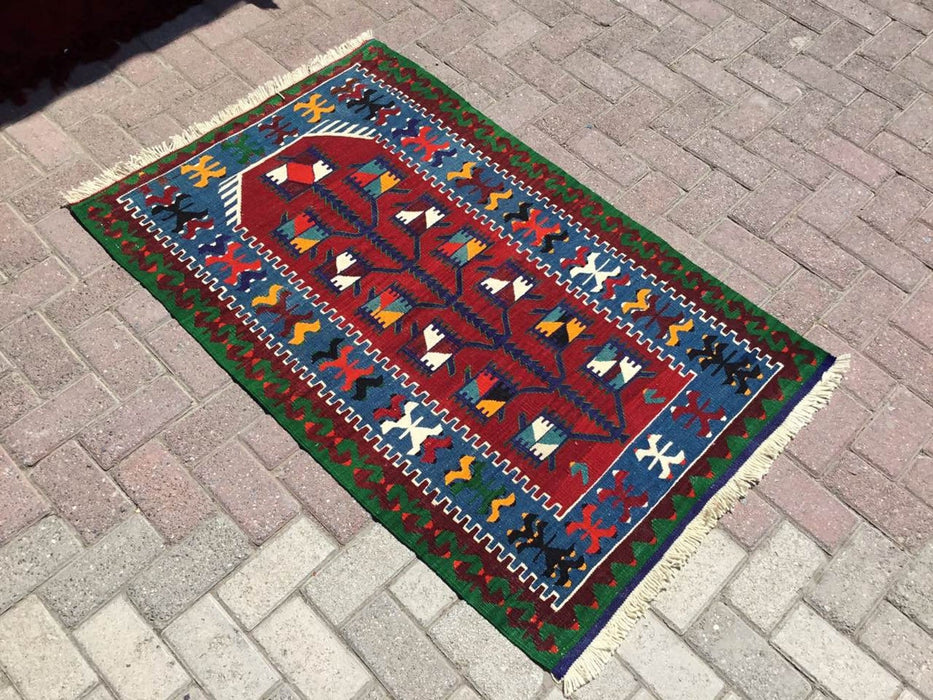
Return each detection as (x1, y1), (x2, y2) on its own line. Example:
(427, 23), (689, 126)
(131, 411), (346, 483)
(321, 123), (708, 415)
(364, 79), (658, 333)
(0, 0), (275, 108)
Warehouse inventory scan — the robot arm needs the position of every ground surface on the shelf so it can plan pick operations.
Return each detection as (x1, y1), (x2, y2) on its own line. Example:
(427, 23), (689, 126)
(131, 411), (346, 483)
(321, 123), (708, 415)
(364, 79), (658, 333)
(0, 0), (932, 698)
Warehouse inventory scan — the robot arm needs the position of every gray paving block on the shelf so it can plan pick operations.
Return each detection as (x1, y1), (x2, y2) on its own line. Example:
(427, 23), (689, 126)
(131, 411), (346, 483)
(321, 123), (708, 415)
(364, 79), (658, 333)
(889, 541), (933, 634)
(0, 596), (97, 700)
(807, 525), (908, 631)
(75, 596), (190, 700)
(253, 596), (371, 700)
(40, 514), (163, 627)
(0, 517), (82, 614)
(860, 601), (933, 698)
(344, 592), (460, 700)
(127, 514), (250, 628)
(431, 602), (545, 700)
(303, 523), (412, 624)
(687, 601), (811, 700)
(164, 595), (279, 700)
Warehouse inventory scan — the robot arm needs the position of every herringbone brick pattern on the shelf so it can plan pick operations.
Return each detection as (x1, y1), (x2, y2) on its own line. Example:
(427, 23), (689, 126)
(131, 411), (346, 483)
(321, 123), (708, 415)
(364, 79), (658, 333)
(1, 0), (932, 697)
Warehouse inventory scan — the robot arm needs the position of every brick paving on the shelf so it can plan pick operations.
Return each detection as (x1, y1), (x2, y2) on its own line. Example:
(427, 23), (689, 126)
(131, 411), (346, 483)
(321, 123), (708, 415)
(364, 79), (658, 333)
(0, 0), (931, 696)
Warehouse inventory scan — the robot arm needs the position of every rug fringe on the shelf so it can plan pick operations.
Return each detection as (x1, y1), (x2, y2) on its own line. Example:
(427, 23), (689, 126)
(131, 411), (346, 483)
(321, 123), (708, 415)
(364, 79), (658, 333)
(559, 354), (850, 696)
(64, 30), (373, 203)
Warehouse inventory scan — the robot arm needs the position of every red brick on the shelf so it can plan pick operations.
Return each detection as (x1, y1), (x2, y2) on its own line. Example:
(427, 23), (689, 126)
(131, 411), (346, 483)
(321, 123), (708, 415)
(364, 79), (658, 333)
(592, 87), (667, 145)
(569, 130), (646, 187)
(1, 375), (115, 466)
(448, 46), (523, 99)
(869, 132), (933, 192)
(640, 16), (705, 65)
(748, 129), (833, 190)
(750, 19), (815, 67)
(194, 440), (298, 544)
(888, 94), (933, 148)
(787, 389), (870, 474)
(116, 289), (169, 333)
(668, 171), (748, 235)
(35, 209), (109, 277)
(860, 175), (933, 239)
(827, 451), (933, 552)
(627, 128), (709, 189)
(0, 372), (40, 429)
(4, 113), (80, 169)
(666, 0), (729, 27)
(695, 15), (763, 61)
(589, 15), (658, 63)
(866, 325), (933, 404)
(830, 92), (898, 146)
(824, 270), (906, 345)
(216, 38), (287, 87)
(32, 441), (132, 542)
(805, 20), (870, 68)
(719, 0), (783, 28)
(507, 47), (578, 102)
(808, 131), (894, 189)
(805, 325), (896, 409)
(764, 268), (838, 332)
(147, 320), (228, 399)
(903, 455), (933, 508)
(281, 451), (371, 544)
(239, 413), (298, 469)
(758, 456), (858, 551)
(0, 450), (49, 544)
(768, 0), (836, 30)
(841, 56), (919, 109)
(8, 158), (99, 222)
(618, 172), (683, 224)
(420, 12), (493, 57)
(114, 440), (213, 542)
(703, 219), (796, 285)
(861, 22), (924, 68)
(797, 174), (872, 235)
(772, 91), (843, 145)
(828, 218), (927, 293)
(157, 35), (229, 90)
(43, 262), (136, 332)
(771, 218), (864, 288)
(0, 204), (46, 277)
(730, 173), (811, 239)
(716, 91), (783, 143)
(71, 312), (161, 398)
(652, 89), (725, 143)
(0, 257), (72, 328)
(614, 51), (692, 102)
(729, 54), (802, 103)
(672, 53), (749, 104)
(0, 314), (86, 397)
(162, 384), (260, 464)
(852, 387), (933, 478)
(80, 376), (192, 469)
(538, 87), (611, 143)
(534, 13), (602, 60)
(719, 490), (780, 548)
(893, 277), (933, 348)
(899, 221), (933, 268)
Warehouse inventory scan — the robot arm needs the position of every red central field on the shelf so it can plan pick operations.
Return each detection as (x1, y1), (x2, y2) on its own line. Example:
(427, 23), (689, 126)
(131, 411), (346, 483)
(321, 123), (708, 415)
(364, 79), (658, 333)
(237, 134), (690, 511)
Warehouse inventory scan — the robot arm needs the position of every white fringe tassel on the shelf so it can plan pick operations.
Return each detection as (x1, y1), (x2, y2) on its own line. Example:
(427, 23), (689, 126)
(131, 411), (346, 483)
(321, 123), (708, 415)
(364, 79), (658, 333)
(560, 354), (850, 696)
(64, 30), (373, 203)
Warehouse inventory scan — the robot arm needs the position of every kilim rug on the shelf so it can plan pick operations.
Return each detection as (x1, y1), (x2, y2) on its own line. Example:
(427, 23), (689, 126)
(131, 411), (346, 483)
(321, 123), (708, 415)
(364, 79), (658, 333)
(67, 33), (848, 693)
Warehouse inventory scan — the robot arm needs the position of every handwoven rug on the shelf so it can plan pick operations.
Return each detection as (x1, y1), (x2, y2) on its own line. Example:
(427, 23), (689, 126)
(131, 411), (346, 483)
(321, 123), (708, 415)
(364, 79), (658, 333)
(68, 33), (847, 693)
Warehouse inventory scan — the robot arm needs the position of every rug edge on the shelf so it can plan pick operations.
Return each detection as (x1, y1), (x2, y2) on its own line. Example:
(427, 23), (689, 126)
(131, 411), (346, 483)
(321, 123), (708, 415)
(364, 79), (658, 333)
(558, 353), (850, 696)
(63, 30), (374, 203)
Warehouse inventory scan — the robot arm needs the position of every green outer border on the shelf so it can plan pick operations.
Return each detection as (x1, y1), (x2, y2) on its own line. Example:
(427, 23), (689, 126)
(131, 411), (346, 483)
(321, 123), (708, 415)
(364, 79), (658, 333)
(69, 39), (829, 672)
